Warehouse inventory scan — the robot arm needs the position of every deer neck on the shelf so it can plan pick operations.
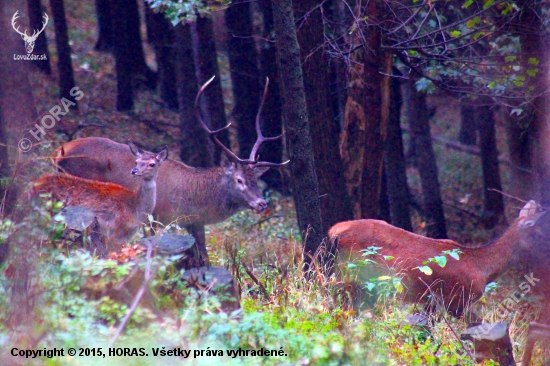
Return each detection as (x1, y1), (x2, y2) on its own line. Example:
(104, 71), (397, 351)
(473, 221), (521, 283)
(136, 175), (157, 222)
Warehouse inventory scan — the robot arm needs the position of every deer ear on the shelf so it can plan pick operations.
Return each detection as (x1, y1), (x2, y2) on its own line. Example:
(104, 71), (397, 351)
(127, 140), (143, 158)
(220, 154), (235, 169)
(254, 166), (270, 178)
(156, 146), (168, 162)
(520, 210), (547, 228)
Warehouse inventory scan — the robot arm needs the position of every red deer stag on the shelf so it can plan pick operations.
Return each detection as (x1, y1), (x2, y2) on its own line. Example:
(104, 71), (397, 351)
(328, 201), (544, 321)
(54, 77), (287, 264)
(30, 141), (167, 251)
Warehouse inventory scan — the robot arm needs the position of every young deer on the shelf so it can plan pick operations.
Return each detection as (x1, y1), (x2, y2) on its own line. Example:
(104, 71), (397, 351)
(328, 201), (544, 321)
(31, 141), (167, 251)
(54, 77), (287, 263)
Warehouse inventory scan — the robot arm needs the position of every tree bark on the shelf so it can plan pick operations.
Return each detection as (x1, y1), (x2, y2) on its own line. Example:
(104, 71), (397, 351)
(145, 5), (178, 110)
(49, 0), (77, 106)
(193, 15), (229, 164)
(94, 0), (113, 52)
(126, 0), (156, 89)
(294, 0), (353, 233)
(272, 0), (325, 268)
(459, 104), (477, 146)
(384, 73), (413, 231)
(225, 1), (261, 159)
(403, 79), (447, 239)
(174, 23), (211, 168)
(27, 0), (51, 74)
(505, 110), (532, 200)
(476, 105), (505, 228)
(258, 0), (284, 190)
(110, 0), (133, 111)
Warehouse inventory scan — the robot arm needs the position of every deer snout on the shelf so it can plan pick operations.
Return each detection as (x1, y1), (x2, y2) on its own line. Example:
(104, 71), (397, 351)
(131, 168), (139, 175)
(251, 199), (268, 214)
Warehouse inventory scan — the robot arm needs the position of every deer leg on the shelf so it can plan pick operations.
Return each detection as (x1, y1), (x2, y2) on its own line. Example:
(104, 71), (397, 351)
(522, 322), (550, 366)
(186, 224), (209, 266)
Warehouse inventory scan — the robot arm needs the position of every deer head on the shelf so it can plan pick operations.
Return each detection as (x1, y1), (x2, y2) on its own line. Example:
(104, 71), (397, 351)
(196, 76), (289, 213)
(12, 11), (48, 54)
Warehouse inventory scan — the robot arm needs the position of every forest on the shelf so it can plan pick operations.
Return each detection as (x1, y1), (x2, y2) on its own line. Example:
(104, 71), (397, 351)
(0, 0), (549, 364)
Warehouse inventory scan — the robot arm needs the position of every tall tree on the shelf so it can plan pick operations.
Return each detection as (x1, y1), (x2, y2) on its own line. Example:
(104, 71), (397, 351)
(174, 23), (211, 168)
(458, 104), (477, 146)
(272, 0), (325, 267)
(258, 0), (284, 190)
(475, 104), (505, 228)
(49, 0), (77, 105)
(294, 0), (353, 233)
(110, 0), (133, 111)
(94, 0), (113, 51)
(145, 6), (177, 110)
(384, 72), (412, 231)
(126, 0), (156, 89)
(341, 1), (388, 220)
(27, 0), (51, 74)
(402, 79), (447, 239)
(193, 14), (229, 164)
(225, 1), (261, 158)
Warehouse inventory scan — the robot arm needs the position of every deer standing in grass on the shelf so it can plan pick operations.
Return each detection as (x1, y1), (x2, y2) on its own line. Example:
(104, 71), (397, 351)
(328, 201), (544, 321)
(54, 77), (287, 264)
(31, 141), (167, 250)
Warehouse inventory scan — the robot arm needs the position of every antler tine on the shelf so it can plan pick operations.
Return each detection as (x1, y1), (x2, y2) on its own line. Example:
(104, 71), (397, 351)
(195, 76), (245, 164)
(11, 11), (28, 37)
(249, 77), (285, 162)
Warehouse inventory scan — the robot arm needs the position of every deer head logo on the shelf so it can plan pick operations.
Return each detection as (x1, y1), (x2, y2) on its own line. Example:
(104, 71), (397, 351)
(11, 11), (48, 54)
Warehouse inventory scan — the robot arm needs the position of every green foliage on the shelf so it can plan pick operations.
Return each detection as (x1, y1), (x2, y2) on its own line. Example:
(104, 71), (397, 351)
(414, 249), (462, 275)
(145, 0), (229, 25)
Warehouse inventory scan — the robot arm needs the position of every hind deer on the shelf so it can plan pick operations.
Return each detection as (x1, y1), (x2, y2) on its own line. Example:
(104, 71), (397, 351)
(54, 77), (287, 264)
(517, 208), (550, 365)
(328, 201), (544, 322)
(29, 141), (167, 251)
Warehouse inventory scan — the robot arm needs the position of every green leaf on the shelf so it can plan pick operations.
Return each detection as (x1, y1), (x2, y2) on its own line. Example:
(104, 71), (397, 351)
(527, 68), (538, 77)
(505, 56), (517, 62)
(446, 250), (461, 260)
(483, 0), (494, 10)
(528, 57), (539, 66)
(463, 0), (474, 8)
(466, 17), (480, 29)
(487, 81), (496, 89)
(383, 255), (394, 261)
(434, 255), (447, 267)
(513, 80), (524, 87)
(378, 276), (392, 281)
(450, 30), (461, 38)
(473, 32), (484, 41)
(365, 282), (376, 292)
(416, 266), (433, 275)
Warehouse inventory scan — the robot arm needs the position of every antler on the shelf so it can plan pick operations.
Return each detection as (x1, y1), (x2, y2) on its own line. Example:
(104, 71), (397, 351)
(11, 11), (28, 38)
(195, 76), (289, 168)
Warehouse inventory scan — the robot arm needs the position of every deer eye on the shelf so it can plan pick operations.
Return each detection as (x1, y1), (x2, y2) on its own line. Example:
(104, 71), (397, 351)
(149, 163), (156, 167)
(237, 178), (243, 184)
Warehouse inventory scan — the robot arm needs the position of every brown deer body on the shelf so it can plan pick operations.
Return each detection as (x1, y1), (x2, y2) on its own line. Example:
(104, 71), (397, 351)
(328, 201), (543, 319)
(33, 142), (167, 250)
(55, 77), (286, 263)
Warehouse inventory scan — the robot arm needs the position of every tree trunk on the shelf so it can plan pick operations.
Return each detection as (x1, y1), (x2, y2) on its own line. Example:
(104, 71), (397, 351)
(193, 15), (229, 164)
(272, 0), (325, 268)
(476, 105), (505, 228)
(258, 0), (284, 190)
(459, 104), (477, 146)
(174, 23), (211, 168)
(294, 0), (353, 234)
(225, 1), (261, 159)
(110, 0), (133, 111)
(384, 73), (413, 231)
(94, 0), (113, 52)
(145, 5), (177, 110)
(49, 0), (77, 106)
(403, 79), (447, 239)
(341, 1), (387, 220)
(126, 0), (156, 89)
(505, 110), (532, 200)
(27, 0), (51, 74)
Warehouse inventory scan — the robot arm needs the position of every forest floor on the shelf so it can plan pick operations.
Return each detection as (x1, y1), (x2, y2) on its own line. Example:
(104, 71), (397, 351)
(1, 0), (547, 365)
